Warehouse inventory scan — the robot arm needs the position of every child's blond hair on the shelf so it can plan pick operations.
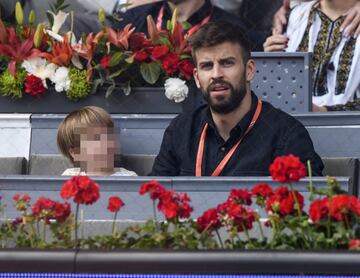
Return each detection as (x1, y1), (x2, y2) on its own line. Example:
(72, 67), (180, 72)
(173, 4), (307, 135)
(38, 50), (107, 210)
(57, 106), (114, 162)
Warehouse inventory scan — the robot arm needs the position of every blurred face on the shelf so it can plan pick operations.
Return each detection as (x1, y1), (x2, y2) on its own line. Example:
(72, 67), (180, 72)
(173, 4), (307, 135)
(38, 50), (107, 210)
(70, 126), (118, 170)
(193, 42), (255, 114)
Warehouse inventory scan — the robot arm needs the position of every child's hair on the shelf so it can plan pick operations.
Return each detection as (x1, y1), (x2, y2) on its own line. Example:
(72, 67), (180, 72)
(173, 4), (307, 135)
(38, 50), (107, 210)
(57, 106), (114, 162)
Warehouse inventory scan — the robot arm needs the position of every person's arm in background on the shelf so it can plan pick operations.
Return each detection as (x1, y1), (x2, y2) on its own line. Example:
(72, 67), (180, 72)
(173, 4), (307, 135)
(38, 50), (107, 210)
(272, 0), (360, 38)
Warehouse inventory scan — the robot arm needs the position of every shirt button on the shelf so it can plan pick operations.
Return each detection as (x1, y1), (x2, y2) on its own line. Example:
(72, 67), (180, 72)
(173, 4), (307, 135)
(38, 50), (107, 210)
(220, 147), (226, 151)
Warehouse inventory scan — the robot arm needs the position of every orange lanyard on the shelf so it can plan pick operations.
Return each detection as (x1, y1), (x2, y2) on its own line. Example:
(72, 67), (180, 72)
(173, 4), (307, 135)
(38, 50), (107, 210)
(156, 6), (212, 34)
(195, 99), (263, 177)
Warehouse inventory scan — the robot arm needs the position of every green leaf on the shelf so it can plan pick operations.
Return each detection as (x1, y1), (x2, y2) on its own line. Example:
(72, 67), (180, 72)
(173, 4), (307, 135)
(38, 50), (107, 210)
(140, 62), (161, 84)
(108, 52), (123, 67)
(181, 21), (192, 30)
(122, 81), (131, 96)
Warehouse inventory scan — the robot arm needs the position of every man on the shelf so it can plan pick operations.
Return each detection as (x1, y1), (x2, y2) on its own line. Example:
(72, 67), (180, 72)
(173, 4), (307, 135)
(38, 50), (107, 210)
(150, 21), (323, 176)
(113, 0), (265, 51)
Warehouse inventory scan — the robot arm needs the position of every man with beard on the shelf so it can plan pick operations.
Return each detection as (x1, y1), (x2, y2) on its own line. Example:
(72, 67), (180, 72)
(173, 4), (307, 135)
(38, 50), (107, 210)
(150, 21), (324, 176)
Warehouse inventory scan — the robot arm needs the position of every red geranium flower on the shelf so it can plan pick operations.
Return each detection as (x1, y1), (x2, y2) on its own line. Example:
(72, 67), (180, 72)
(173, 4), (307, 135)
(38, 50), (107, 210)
(251, 183), (273, 198)
(157, 190), (193, 219)
(197, 208), (221, 234)
(24, 74), (47, 97)
(329, 195), (360, 222)
(309, 198), (329, 223)
(178, 59), (194, 80)
(162, 52), (180, 74)
(269, 154), (307, 183)
(228, 189), (252, 206)
(266, 186), (304, 217)
(32, 196), (71, 224)
(61, 176), (100, 205)
(139, 180), (165, 200)
(151, 45), (169, 61)
(13, 194), (31, 202)
(107, 196), (125, 213)
(349, 239), (360, 250)
(226, 202), (255, 232)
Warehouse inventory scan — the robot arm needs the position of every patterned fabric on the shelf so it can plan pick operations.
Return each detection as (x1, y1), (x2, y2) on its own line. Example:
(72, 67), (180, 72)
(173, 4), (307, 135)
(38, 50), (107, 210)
(336, 37), (356, 95)
(297, 4), (347, 97)
(286, 1), (360, 110)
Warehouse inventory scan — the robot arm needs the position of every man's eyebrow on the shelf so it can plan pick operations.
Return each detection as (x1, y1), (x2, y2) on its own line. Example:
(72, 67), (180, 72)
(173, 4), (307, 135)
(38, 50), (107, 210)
(219, 57), (236, 62)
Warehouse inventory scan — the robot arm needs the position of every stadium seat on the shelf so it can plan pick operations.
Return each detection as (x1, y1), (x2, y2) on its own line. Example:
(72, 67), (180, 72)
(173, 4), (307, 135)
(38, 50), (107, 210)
(0, 157), (26, 175)
(322, 157), (359, 197)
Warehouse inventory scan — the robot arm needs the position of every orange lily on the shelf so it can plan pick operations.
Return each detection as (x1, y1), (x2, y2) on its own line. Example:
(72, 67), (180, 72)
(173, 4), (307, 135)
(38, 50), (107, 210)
(105, 24), (135, 50)
(72, 33), (98, 80)
(33, 35), (73, 66)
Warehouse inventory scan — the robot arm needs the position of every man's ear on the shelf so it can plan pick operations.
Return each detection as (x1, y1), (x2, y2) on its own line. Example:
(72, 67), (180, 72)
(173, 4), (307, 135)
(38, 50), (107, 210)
(246, 59), (256, 82)
(193, 67), (201, 88)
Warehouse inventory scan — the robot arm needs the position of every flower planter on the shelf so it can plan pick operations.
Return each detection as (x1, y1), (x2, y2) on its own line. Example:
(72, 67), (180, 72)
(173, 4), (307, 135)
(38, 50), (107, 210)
(0, 249), (359, 275)
(0, 87), (184, 114)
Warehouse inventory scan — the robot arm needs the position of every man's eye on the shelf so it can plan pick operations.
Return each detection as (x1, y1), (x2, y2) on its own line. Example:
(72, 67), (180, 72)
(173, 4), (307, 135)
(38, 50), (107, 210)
(200, 63), (212, 70)
(222, 60), (234, 66)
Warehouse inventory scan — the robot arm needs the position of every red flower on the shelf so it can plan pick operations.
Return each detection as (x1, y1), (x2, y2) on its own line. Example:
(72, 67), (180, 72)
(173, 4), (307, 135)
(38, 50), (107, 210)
(129, 32), (152, 51)
(269, 154), (307, 183)
(329, 195), (360, 222)
(178, 59), (194, 80)
(251, 183), (273, 198)
(139, 180), (165, 200)
(349, 239), (360, 250)
(228, 189), (252, 206)
(157, 190), (193, 219)
(32, 197), (71, 224)
(197, 208), (221, 234)
(162, 52), (180, 74)
(151, 45), (169, 61)
(61, 176), (100, 205)
(100, 56), (111, 70)
(24, 74), (46, 97)
(134, 51), (149, 62)
(13, 194), (31, 202)
(309, 198), (329, 223)
(107, 196), (125, 213)
(266, 186), (304, 217)
(226, 202), (255, 232)
(52, 201), (71, 223)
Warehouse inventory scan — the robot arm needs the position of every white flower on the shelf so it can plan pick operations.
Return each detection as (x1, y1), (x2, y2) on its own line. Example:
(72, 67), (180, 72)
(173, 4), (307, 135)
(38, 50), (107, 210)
(21, 57), (57, 87)
(164, 78), (189, 103)
(49, 10), (69, 34)
(50, 67), (71, 92)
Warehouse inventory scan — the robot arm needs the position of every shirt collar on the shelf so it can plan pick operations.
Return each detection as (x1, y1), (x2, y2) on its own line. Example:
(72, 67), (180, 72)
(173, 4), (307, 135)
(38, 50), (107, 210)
(205, 91), (259, 140)
(163, 0), (212, 26)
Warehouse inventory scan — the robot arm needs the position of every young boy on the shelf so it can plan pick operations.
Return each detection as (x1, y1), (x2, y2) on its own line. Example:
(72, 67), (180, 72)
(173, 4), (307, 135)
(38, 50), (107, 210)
(57, 106), (137, 176)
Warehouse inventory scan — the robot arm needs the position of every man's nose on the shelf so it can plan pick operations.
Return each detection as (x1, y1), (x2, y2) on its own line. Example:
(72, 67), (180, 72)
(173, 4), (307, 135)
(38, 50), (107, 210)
(211, 64), (224, 79)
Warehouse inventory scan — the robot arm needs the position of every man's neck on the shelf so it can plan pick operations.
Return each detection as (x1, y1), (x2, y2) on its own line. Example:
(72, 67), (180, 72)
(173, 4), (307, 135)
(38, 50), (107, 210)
(211, 91), (252, 141)
(167, 0), (206, 22)
(320, 0), (358, 20)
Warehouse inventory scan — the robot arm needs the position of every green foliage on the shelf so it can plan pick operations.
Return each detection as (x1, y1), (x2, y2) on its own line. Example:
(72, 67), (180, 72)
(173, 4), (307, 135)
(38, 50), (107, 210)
(140, 62), (161, 85)
(0, 68), (26, 99)
(66, 68), (91, 101)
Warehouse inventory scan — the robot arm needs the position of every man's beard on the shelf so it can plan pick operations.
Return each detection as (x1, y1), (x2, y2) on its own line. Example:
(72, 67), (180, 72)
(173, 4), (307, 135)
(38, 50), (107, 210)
(201, 74), (247, 114)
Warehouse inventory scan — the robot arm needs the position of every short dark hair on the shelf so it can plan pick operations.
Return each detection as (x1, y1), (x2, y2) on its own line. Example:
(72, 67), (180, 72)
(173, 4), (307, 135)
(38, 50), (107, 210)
(188, 21), (251, 65)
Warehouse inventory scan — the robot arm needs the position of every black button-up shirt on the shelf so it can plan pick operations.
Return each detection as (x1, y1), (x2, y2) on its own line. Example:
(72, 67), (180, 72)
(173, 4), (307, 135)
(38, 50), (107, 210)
(113, 0), (265, 51)
(151, 92), (324, 176)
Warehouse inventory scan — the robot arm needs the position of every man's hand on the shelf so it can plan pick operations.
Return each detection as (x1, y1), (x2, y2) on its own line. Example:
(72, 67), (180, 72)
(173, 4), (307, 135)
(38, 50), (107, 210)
(263, 34), (288, 52)
(340, 1), (360, 38)
(272, 0), (291, 35)
(312, 104), (328, 112)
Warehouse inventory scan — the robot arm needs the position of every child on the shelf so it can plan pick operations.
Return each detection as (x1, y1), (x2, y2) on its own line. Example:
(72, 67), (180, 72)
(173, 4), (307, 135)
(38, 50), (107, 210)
(57, 106), (137, 176)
